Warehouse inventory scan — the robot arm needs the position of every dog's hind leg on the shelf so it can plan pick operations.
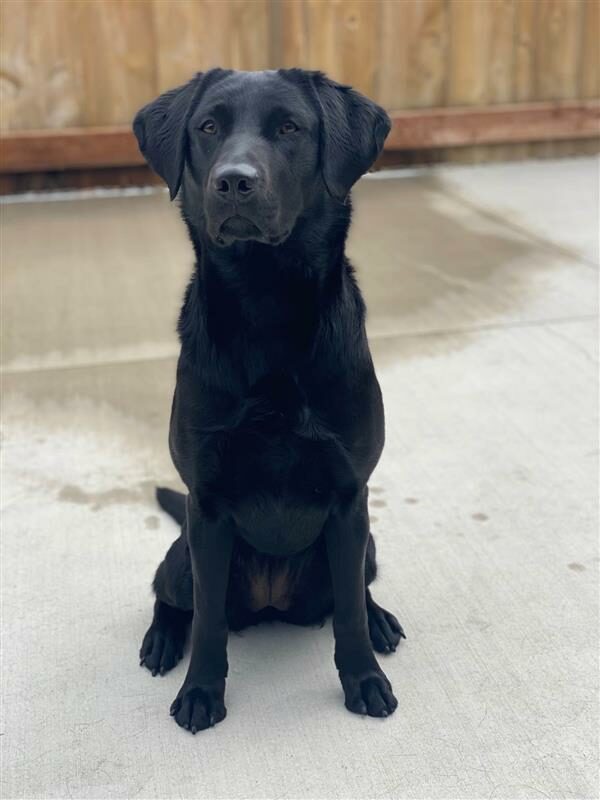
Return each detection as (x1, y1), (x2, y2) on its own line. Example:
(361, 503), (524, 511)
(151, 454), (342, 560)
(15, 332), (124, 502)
(140, 524), (193, 676)
(278, 532), (405, 653)
(366, 589), (405, 654)
(365, 533), (406, 654)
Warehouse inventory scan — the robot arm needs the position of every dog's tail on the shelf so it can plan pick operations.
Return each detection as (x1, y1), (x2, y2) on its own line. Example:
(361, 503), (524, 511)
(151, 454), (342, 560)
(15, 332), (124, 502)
(155, 487), (186, 526)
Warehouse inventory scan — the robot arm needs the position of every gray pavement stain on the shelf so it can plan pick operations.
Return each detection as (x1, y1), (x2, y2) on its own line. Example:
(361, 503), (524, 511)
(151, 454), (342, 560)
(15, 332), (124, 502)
(351, 177), (538, 318)
(1, 174), (552, 380)
(57, 480), (158, 511)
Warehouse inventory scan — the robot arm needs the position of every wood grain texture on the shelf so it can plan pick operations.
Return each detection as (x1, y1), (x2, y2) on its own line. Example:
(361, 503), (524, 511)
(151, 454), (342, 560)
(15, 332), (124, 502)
(530, 0), (586, 159)
(536, 0), (584, 101)
(272, 0), (305, 67)
(73, 0), (156, 126)
(447, 0), (492, 107)
(487, 0), (516, 104)
(153, 0), (271, 91)
(2, 101), (597, 177)
(277, 0), (380, 96)
(481, 0), (517, 162)
(385, 100), (600, 148)
(0, 0), (83, 130)
(580, 0), (600, 99)
(446, 0), (493, 163)
(1, 0), (598, 162)
(514, 0), (539, 102)
(378, 0), (448, 109)
(0, 127), (145, 172)
(510, 0), (539, 160)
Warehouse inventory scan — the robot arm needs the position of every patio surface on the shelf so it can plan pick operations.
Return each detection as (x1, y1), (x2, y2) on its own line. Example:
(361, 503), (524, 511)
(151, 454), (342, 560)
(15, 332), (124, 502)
(1, 157), (598, 800)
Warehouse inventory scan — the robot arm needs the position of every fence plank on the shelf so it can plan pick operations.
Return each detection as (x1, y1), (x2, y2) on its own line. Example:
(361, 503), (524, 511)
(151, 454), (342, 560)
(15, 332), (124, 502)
(512, 0), (539, 159)
(71, 0), (156, 126)
(536, 0), (584, 101)
(581, 0), (600, 99)
(0, 0), (84, 130)
(277, 0), (380, 97)
(487, 0), (516, 104)
(483, 0), (517, 161)
(447, 0), (492, 162)
(531, 0), (586, 158)
(152, 0), (271, 92)
(271, 0), (305, 67)
(447, 0), (492, 107)
(378, 0), (448, 109)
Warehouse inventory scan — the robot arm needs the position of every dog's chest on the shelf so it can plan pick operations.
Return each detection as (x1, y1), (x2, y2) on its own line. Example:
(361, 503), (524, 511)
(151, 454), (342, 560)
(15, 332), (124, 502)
(221, 372), (349, 488)
(197, 371), (356, 555)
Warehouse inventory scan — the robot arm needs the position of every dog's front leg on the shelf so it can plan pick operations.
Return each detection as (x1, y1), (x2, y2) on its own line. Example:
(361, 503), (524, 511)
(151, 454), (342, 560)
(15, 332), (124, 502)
(325, 492), (398, 718)
(170, 495), (233, 733)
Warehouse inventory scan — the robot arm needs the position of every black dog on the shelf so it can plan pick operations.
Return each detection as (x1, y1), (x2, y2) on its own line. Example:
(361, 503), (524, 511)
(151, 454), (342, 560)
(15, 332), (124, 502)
(134, 69), (405, 733)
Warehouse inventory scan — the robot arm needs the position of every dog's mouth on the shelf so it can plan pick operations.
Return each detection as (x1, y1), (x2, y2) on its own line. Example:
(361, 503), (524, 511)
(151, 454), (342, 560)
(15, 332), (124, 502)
(219, 215), (261, 240)
(215, 215), (290, 247)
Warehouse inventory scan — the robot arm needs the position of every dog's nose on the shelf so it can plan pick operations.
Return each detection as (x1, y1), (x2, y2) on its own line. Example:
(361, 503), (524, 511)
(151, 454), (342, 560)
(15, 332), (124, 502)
(213, 164), (258, 200)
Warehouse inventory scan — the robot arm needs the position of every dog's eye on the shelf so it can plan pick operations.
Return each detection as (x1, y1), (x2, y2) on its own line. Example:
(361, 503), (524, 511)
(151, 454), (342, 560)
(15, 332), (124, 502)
(279, 121), (298, 135)
(200, 120), (217, 135)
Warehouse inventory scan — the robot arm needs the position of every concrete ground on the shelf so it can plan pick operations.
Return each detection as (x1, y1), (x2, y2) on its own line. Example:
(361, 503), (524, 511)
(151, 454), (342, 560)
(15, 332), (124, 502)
(1, 157), (598, 800)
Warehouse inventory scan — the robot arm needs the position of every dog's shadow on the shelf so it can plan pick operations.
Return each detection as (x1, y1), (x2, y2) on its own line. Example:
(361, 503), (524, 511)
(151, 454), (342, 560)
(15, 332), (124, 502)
(134, 612), (341, 709)
(227, 618), (343, 709)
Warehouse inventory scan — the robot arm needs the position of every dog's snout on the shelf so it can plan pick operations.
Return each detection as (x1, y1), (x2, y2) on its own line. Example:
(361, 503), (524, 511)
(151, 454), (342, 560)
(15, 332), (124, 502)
(213, 163), (258, 200)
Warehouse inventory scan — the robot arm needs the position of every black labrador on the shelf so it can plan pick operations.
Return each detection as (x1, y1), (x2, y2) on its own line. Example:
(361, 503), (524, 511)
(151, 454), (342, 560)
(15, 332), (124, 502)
(133, 68), (405, 734)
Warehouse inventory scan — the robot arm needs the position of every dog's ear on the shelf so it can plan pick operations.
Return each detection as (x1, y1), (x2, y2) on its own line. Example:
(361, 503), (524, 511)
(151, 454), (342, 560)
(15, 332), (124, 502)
(133, 76), (200, 200)
(133, 70), (228, 200)
(311, 74), (391, 202)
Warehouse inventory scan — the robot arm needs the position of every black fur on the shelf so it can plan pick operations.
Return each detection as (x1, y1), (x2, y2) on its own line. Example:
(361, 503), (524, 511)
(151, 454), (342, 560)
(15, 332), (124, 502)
(135, 69), (405, 733)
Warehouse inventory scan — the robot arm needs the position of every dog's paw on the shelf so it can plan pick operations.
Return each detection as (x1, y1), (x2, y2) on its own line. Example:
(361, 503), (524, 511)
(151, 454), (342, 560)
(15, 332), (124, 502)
(170, 680), (226, 733)
(340, 669), (398, 718)
(367, 603), (406, 654)
(139, 622), (185, 676)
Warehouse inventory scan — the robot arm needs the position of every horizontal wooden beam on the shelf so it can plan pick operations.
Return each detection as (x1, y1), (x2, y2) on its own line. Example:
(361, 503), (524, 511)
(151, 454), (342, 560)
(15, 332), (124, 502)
(385, 100), (600, 150)
(0, 101), (598, 174)
(0, 126), (145, 173)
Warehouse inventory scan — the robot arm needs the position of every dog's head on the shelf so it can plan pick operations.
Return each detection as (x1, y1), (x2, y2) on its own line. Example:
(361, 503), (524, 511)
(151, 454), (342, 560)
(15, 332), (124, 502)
(133, 69), (390, 247)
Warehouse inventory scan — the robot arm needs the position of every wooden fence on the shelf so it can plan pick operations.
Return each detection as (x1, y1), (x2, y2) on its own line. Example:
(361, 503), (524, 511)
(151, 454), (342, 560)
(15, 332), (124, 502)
(1, 0), (598, 188)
